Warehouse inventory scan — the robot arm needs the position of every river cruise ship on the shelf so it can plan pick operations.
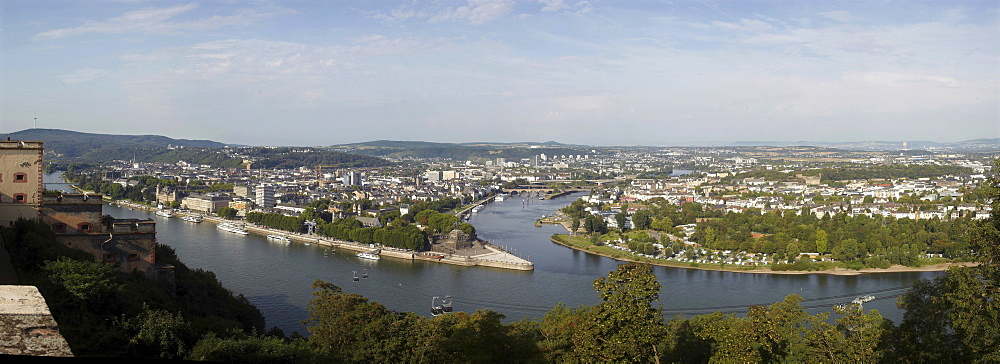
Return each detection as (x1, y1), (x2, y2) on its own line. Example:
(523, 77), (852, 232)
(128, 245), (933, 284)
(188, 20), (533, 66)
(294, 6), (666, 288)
(218, 222), (249, 235)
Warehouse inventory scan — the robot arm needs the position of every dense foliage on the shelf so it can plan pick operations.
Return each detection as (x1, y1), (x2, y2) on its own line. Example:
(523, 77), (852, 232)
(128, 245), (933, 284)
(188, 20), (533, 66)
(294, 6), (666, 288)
(691, 209), (972, 265)
(246, 212), (305, 232)
(729, 164), (973, 184)
(0, 220), (265, 358)
(316, 217), (427, 250)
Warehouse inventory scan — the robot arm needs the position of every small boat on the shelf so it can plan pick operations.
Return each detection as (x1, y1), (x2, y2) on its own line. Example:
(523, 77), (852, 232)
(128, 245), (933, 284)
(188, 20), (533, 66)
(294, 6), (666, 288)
(356, 250), (381, 260)
(181, 215), (202, 223)
(218, 222), (249, 235)
(266, 235), (290, 243)
(495, 194), (506, 202)
(155, 210), (174, 218)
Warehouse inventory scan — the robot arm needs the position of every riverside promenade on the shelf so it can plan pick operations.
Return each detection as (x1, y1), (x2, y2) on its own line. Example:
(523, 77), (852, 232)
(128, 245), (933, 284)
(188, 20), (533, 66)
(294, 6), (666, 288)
(113, 201), (533, 271)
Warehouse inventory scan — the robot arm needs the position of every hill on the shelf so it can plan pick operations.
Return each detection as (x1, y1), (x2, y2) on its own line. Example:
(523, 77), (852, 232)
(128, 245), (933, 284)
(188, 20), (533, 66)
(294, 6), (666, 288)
(328, 139), (592, 161)
(5, 128), (229, 158)
(4, 128), (392, 169)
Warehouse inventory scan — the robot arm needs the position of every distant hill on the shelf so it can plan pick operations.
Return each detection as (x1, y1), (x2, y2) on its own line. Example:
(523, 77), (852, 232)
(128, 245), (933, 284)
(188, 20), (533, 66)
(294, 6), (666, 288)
(5, 128), (229, 158)
(4, 128), (392, 169)
(678, 139), (998, 150)
(328, 139), (592, 161)
(337, 140), (464, 149)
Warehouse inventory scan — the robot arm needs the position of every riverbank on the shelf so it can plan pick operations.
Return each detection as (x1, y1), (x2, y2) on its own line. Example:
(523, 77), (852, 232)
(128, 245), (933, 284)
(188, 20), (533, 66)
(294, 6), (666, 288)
(549, 234), (973, 275)
(112, 200), (533, 271)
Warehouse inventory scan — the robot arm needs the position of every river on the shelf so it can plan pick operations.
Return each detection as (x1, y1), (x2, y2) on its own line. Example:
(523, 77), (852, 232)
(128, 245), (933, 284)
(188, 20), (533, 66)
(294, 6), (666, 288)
(44, 172), (940, 334)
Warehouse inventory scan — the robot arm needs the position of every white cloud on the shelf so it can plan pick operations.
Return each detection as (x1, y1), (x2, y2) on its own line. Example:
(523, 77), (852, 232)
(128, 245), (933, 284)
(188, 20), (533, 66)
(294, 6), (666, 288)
(537, 0), (593, 14)
(538, 0), (569, 12)
(431, 0), (516, 25)
(373, 0), (515, 25)
(61, 68), (109, 85)
(818, 10), (852, 23)
(34, 3), (272, 40)
(708, 18), (775, 33)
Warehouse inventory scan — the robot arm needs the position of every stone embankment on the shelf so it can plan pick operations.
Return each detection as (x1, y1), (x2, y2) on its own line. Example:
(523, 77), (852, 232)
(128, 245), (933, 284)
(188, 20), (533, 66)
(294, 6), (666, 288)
(112, 201), (533, 271)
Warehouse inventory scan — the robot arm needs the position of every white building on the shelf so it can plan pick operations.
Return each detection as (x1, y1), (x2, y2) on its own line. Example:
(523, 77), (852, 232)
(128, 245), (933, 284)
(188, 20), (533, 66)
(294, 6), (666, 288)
(255, 184), (276, 208)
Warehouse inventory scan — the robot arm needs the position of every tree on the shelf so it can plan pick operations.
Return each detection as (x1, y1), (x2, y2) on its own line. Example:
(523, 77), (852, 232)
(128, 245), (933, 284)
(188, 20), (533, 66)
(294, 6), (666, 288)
(651, 216), (674, 231)
(188, 334), (315, 363)
(632, 210), (652, 230)
(584, 214), (607, 235)
(815, 229), (829, 254)
(893, 159), (1000, 362)
(580, 263), (664, 362)
(458, 222), (476, 236)
(43, 256), (121, 302)
(571, 218), (580, 235)
(615, 211), (628, 231)
(216, 207), (237, 220)
(785, 243), (800, 262)
(123, 304), (195, 359)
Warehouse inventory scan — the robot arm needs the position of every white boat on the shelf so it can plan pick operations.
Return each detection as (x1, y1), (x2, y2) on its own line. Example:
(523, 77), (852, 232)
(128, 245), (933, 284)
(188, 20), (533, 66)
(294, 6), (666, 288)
(267, 235), (291, 243)
(356, 250), (381, 260)
(218, 222), (249, 235)
(181, 215), (202, 223)
(495, 194), (506, 202)
(155, 210), (174, 218)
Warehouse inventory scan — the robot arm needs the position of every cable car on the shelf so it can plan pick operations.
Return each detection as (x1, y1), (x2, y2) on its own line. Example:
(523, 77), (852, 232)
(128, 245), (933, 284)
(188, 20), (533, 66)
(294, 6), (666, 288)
(441, 295), (453, 313)
(431, 296), (445, 316)
(362, 269), (368, 279)
(352, 271), (359, 282)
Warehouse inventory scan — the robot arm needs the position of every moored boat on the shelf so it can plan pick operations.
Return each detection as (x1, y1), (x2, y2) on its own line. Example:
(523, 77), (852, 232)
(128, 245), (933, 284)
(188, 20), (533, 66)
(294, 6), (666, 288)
(218, 222), (249, 235)
(356, 250), (381, 260)
(155, 210), (174, 218)
(266, 235), (291, 243)
(181, 215), (202, 223)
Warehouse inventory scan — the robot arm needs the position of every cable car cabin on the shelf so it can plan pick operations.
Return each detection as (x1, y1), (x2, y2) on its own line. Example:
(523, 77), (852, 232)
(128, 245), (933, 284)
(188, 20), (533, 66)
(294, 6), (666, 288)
(442, 295), (453, 313)
(362, 269), (368, 279)
(431, 296), (447, 317)
(352, 271), (359, 282)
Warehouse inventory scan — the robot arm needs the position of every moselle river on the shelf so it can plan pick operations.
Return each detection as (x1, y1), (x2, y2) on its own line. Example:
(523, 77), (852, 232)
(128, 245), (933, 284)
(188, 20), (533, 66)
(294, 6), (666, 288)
(45, 173), (941, 334)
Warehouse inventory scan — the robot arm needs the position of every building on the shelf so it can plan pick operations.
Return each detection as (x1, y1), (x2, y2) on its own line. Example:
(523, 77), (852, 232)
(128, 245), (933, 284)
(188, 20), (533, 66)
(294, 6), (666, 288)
(0, 140), (161, 274)
(40, 193), (159, 273)
(233, 184), (251, 198)
(155, 185), (182, 205)
(424, 170), (442, 182)
(0, 140), (43, 226)
(228, 199), (252, 215)
(255, 184), (275, 208)
(428, 229), (475, 254)
(182, 193), (232, 213)
(342, 172), (363, 187)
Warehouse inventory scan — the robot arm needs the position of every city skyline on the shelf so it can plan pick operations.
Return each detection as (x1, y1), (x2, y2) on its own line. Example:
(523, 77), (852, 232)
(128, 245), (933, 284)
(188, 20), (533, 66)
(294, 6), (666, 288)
(2, 1), (998, 146)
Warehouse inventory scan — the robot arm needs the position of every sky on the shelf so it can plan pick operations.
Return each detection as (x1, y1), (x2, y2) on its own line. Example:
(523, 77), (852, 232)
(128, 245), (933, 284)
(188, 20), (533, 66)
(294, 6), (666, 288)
(1, 0), (998, 147)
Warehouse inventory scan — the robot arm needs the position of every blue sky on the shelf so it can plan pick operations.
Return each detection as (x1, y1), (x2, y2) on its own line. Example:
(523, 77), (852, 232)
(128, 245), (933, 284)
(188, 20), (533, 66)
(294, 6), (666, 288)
(2, 0), (998, 146)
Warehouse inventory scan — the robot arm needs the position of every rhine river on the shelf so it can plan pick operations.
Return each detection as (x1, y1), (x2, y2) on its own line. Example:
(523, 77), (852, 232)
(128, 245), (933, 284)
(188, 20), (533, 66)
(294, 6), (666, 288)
(45, 172), (942, 334)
